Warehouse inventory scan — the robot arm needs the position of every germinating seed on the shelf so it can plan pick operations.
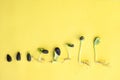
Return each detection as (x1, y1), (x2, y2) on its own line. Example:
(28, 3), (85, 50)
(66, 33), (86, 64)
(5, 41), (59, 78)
(54, 47), (61, 56)
(38, 48), (49, 54)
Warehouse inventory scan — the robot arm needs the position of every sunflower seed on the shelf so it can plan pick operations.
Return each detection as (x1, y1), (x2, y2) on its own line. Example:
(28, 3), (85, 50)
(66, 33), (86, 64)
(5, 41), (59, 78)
(27, 53), (31, 61)
(16, 52), (21, 61)
(7, 54), (12, 62)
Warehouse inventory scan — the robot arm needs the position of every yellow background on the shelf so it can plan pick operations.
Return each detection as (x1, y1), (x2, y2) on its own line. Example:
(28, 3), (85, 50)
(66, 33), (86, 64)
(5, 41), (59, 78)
(0, 0), (120, 80)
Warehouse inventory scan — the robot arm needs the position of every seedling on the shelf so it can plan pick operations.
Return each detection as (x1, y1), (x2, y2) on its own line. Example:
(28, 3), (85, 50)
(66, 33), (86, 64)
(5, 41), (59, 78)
(52, 47), (61, 62)
(33, 48), (49, 62)
(78, 36), (84, 62)
(38, 48), (49, 54)
(64, 43), (74, 61)
(93, 37), (109, 66)
(93, 37), (100, 62)
(78, 36), (89, 65)
(37, 48), (49, 62)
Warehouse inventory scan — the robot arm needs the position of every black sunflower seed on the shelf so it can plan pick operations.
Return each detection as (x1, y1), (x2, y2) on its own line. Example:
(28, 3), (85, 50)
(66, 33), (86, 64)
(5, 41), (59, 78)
(66, 43), (74, 47)
(41, 49), (49, 54)
(7, 54), (12, 62)
(38, 48), (49, 54)
(27, 53), (31, 61)
(80, 36), (84, 40)
(54, 47), (61, 56)
(16, 52), (21, 61)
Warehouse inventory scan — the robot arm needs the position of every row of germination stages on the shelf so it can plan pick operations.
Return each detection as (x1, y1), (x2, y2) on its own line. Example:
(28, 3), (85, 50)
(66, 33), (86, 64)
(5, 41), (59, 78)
(5, 36), (109, 66)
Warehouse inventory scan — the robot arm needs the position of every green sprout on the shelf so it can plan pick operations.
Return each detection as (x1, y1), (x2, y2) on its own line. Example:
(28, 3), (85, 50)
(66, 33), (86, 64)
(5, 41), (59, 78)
(32, 48), (49, 62)
(93, 37), (100, 62)
(37, 48), (49, 54)
(93, 37), (109, 66)
(52, 47), (61, 63)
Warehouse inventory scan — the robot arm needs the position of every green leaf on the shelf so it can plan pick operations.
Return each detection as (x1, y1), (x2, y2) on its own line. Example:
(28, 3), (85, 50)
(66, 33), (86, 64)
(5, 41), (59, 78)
(94, 37), (100, 45)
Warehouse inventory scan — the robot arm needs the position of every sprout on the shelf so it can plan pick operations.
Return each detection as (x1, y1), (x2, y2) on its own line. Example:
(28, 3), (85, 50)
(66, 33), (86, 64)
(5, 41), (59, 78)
(77, 36), (89, 65)
(78, 36), (85, 63)
(63, 43), (74, 62)
(38, 48), (49, 54)
(16, 52), (21, 61)
(33, 48), (49, 62)
(54, 47), (61, 56)
(93, 37), (100, 62)
(93, 37), (109, 66)
(53, 47), (61, 62)
(37, 48), (49, 62)
(7, 54), (12, 62)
